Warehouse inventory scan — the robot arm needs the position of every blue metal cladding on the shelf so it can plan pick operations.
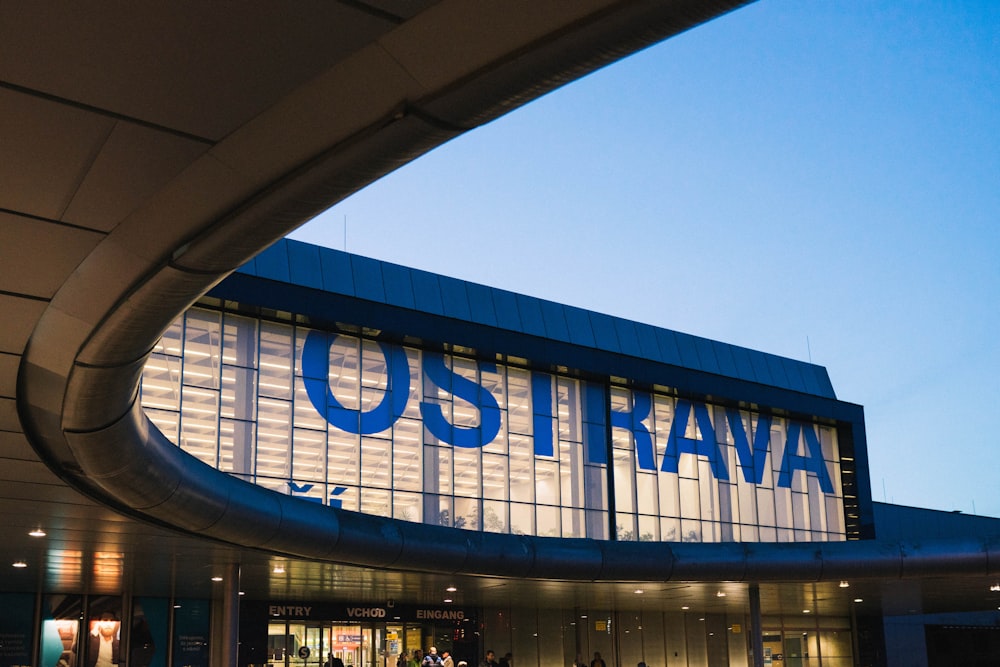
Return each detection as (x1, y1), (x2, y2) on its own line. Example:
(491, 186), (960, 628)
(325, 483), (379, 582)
(411, 271), (445, 315)
(254, 242), (292, 283)
(465, 282), (498, 327)
(588, 311), (621, 353)
(380, 263), (416, 310)
(491, 288), (522, 331)
(350, 254), (386, 303)
(538, 300), (571, 342)
(287, 241), (324, 289)
(439, 277), (472, 321)
(692, 336), (722, 375)
(231, 239), (839, 401)
(613, 318), (642, 358)
(318, 247), (355, 295)
(563, 306), (597, 347)
(515, 293), (547, 337)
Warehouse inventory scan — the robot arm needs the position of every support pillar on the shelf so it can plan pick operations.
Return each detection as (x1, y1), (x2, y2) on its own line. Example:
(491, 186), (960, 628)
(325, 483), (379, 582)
(749, 583), (764, 667)
(221, 563), (241, 667)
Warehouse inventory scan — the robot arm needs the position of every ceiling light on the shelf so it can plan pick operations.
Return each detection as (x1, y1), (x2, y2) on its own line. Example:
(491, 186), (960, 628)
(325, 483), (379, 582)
(634, 589), (644, 595)
(446, 586), (457, 592)
(681, 606), (690, 610)
(802, 609), (811, 614)
(12, 561), (27, 568)
(990, 584), (1000, 592)
(29, 529), (46, 538)
(443, 598), (453, 604)
(839, 580), (850, 588)
(211, 576), (223, 582)
(716, 591), (726, 597)
(854, 598), (864, 603)
(273, 565), (286, 574)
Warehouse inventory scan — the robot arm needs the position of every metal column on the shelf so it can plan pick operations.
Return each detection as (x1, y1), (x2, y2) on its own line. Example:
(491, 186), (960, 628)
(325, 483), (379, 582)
(221, 563), (241, 667)
(749, 584), (764, 667)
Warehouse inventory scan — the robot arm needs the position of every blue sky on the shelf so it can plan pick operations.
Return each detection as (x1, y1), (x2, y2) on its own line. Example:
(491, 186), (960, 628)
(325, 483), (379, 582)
(290, 2), (1000, 517)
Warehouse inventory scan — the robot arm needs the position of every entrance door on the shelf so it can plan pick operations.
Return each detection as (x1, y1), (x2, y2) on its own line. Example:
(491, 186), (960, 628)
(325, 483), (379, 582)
(327, 624), (373, 667)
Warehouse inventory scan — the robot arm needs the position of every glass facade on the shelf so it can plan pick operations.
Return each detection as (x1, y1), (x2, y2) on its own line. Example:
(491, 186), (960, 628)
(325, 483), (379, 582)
(140, 307), (846, 543)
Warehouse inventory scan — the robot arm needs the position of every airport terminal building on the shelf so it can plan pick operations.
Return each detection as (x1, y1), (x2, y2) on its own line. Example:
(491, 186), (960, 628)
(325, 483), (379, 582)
(4, 4), (999, 667)
(13, 239), (996, 667)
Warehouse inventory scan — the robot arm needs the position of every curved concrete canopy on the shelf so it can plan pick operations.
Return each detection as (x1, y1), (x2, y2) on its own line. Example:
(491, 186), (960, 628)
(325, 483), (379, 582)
(3, 0), (998, 612)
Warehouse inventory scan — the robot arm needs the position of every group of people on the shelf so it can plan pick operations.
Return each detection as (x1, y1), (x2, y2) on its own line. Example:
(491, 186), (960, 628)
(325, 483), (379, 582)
(397, 646), (461, 667)
(400, 646), (638, 667)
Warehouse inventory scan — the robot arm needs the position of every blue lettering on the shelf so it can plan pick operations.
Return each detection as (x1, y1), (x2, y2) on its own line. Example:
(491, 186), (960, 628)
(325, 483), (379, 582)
(611, 391), (655, 470)
(419, 352), (501, 448)
(583, 384), (608, 465)
(302, 331), (410, 435)
(661, 400), (729, 480)
(531, 373), (555, 457)
(727, 409), (773, 484)
(777, 422), (834, 493)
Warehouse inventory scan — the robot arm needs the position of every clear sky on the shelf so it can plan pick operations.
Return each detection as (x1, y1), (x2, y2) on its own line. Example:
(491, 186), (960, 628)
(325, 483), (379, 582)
(290, 2), (1000, 518)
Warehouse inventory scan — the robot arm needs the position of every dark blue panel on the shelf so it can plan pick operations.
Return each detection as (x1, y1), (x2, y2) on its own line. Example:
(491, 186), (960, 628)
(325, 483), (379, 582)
(633, 323), (662, 361)
(491, 289), (522, 331)
(319, 248), (355, 296)
(747, 350), (775, 385)
(613, 318), (642, 357)
(465, 282), (498, 327)
(807, 365), (835, 398)
(286, 241), (323, 289)
(654, 328), (683, 366)
(515, 294), (547, 337)
(588, 312), (621, 353)
(563, 306), (596, 347)
(410, 271), (444, 316)
(765, 354), (790, 389)
(254, 241), (291, 282)
(538, 301), (571, 342)
(235, 256), (257, 276)
(350, 255), (386, 303)
(381, 263), (415, 310)
(692, 337), (721, 374)
(730, 346), (758, 383)
(439, 278), (472, 321)
(674, 333), (701, 370)
(780, 359), (808, 393)
(712, 342), (739, 378)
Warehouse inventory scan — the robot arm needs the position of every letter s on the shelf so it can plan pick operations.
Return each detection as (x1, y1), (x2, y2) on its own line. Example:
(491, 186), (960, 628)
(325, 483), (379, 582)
(420, 352), (501, 448)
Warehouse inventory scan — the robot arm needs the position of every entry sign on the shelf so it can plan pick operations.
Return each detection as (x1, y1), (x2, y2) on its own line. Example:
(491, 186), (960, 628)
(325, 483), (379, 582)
(299, 647), (311, 659)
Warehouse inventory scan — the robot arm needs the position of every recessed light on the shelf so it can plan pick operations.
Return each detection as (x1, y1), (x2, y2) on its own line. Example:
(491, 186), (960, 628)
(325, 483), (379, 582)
(211, 576), (223, 582)
(29, 529), (46, 538)
(802, 609), (811, 614)
(681, 606), (690, 610)
(716, 591), (726, 597)
(446, 586), (457, 592)
(634, 589), (644, 595)
(12, 561), (27, 568)
(443, 599), (453, 603)
(853, 598), (863, 603)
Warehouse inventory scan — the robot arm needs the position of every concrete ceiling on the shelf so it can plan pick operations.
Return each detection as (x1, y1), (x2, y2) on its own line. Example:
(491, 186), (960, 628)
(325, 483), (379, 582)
(2, 0), (998, 621)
